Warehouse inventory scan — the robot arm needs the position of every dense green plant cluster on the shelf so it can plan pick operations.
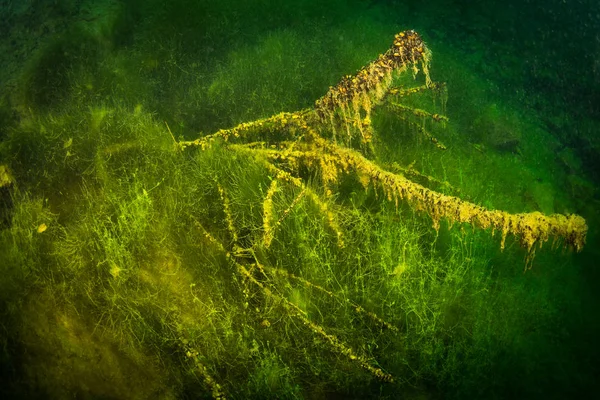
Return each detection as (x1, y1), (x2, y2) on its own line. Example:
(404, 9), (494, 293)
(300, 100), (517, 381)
(0, 1), (591, 399)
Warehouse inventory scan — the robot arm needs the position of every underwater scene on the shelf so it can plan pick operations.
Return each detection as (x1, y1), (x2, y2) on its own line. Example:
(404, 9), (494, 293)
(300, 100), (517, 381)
(0, 0), (598, 398)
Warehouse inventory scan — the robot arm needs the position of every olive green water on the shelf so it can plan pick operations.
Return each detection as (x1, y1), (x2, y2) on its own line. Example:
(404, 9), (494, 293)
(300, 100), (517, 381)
(0, 1), (598, 399)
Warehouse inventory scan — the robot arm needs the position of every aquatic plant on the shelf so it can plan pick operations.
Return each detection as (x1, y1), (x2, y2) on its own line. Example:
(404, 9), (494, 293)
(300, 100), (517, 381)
(0, 28), (588, 399)
(168, 30), (587, 393)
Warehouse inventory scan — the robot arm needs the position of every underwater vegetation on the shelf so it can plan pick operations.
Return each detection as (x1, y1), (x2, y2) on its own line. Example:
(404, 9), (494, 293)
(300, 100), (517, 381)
(0, 1), (595, 399)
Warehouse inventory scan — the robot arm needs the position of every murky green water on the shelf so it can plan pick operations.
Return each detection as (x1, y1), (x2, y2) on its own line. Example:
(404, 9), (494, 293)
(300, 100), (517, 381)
(0, 1), (598, 398)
